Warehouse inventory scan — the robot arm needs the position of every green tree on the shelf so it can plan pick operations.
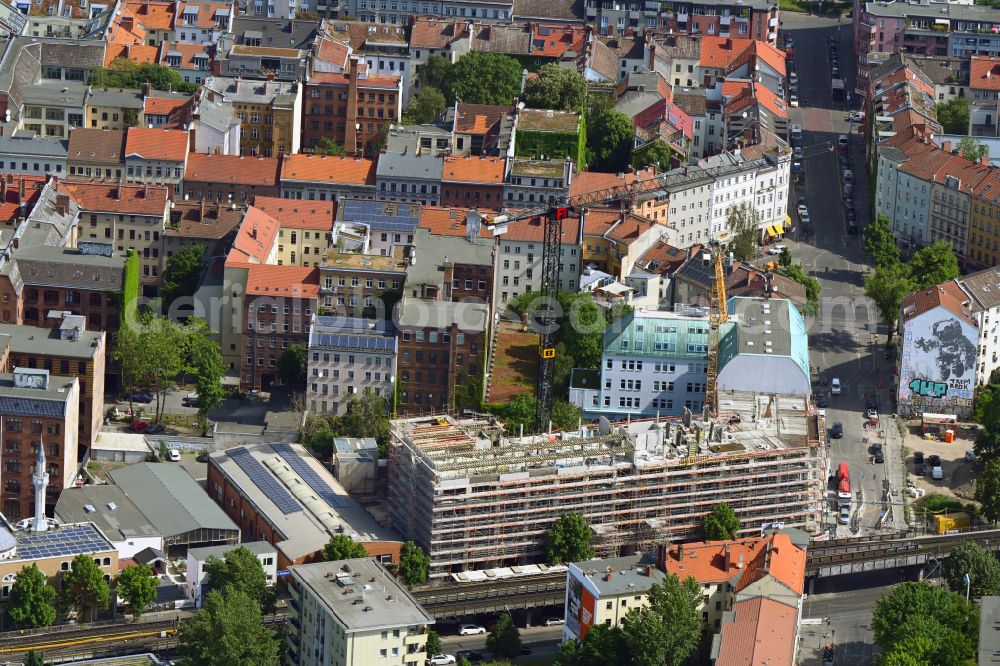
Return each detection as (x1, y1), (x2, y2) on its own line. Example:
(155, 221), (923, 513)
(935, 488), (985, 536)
(177, 588), (280, 666)
(426, 629), (443, 657)
(575, 623), (627, 666)
(642, 574), (702, 666)
(115, 564), (158, 621)
(60, 554), (110, 623)
(24, 652), (44, 666)
(418, 56), (452, 95)
(631, 141), (673, 171)
(338, 389), (391, 455)
(486, 614), (522, 659)
(523, 63), (588, 111)
(552, 640), (581, 666)
(977, 458), (1000, 524)
(778, 246), (792, 268)
(204, 547), (273, 613)
(277, 342), (308, 387)
(872, 582), (977, 656)
(552, 399), (582, 432)
(7, 564), (56, 628)
(183, 318), (225, 419)
(305, 424), (337, 459)
(621, 608), (672, 666)
(447, 52), (523, 105)
(397, 541), (430, 586)
(974, 385), (1000, 462)
(323, 535), (368, 561)
(587, 109), (633, 172)
(484, 394), (537, 435)
(116, 314), (188, 422)
(864, 263), (917, 346)
(959, 136), (989, 162)
(402, 86), (447, 124)
(161, 244), (205, 311)
(780, 263), (821, 316)
(942, 542), (1000, 598)
(937, 97), (971, 135)
(908, 241), (960, 289)
(702, 503), (741, 540)
(90, 60), (197, 94)
(545, 513), (595, 564)
(726, 202), (761, 262)
(559, 292), (606, 369)
(864, 214), (901, 269)
(314, 137), (346, 156)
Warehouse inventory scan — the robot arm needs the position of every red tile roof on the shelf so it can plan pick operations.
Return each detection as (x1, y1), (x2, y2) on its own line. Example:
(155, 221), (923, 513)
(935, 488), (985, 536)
(418, 206), (494, 237)
(280, 155), (377, 185)
(125, 127), (189, 162)
(0, 175), (45, 224)
(185, 153), (279, 187)
(158, 42), (212, 71)
(901, 282), (978, 328)
(529, 25), (587, 58)
(714, 597), (798, 666)
(124, 1), (176, 31)
(454, 102), (513, 135)
(971, 55), (1000, 91)
(570, 170), (638, 199)
(441, 156), (505, 184)
(500, 213), (581, 243)
(57, 181), (169, 216)
(244, 264), (319, 297)
(604, 212), (656, 244)
(177, 2), (230, 30)
(314, 37), (350, 69)
(662, 534), (805, 595)
(227, 206), (280, 265)
(307, 71), (401, 89)
(700, 37), (786, 77)
(252, 195), (335, 231)
(408, 18), (468, 49)
(68, 128), (126, 165)
(144, 95), (191, 118)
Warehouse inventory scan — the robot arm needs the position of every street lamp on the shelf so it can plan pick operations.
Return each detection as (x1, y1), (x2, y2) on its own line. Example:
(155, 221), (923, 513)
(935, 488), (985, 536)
(964, 573), (971, 602)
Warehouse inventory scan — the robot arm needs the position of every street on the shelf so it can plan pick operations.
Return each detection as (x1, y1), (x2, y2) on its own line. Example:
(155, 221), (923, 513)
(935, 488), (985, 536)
(779, 13), (906, 537)
(439, 625), (565, 663)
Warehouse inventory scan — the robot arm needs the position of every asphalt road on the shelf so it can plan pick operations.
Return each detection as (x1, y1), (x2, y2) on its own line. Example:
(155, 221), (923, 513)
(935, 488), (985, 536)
(439, 625), (565, 663)
(779, 14), (904, 536)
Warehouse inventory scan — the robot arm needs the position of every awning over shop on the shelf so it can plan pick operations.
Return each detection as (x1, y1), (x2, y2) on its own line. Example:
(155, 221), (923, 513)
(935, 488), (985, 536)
(765, 224), (784, 237)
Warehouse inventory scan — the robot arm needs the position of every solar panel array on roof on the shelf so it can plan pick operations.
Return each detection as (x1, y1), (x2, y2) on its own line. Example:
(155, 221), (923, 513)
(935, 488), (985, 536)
(341, 199), (419, 232)
(229, 447), (302, 515)
(17, 525), (110, 560)
(314, 334), (396, 352)
(271, 443), (349, 509)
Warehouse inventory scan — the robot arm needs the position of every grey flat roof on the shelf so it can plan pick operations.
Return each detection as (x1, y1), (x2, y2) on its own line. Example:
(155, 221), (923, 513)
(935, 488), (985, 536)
(865, 0), (1000, 19)
(21, 82), (88, 107)
(108, 463), (239, 539)
(957, 267), (1000, 311)
(290, 558), (434, 631)
(0, 372), (74, 418)
(571, 554), (664, 597)
(376, 152), (444, 181)
(87, 88), (145, 110)
(54, 485), (160, 542)
(406, 227), (493, 289)
(0, 322), (102, 359)
(0, 135), (68, 157)
(730, 297), (792, 356)
(983, 597), (1000, 665)
(396, 297), (488, 332)
(188, 540), (276, 563)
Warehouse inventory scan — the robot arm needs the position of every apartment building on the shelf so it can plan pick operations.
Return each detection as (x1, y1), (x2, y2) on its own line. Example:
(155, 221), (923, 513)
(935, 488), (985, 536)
(18, 82), (86, 140)
(585, 0), (777, 42)
(66, 128), (125, 181)
(286, 558), (433, 666)
(335, 199), (420, 256)
(318, 246), (408, 319)
(183, 153), (281, 203)
(503, 158), (573, 206)
(494, 213), (583, 310)
(0, 135), (67, 177)
(406, 223), (493, 304)
(174, 2), (233, 45)
(202, 77), (302, 157)
(0, 368), (79, 521)
(439, 156), (505, 208)
(84, 88), (144, 131)
(280, 154), (377, 201)
(159, 42), (214, 85)
(346, 0), (513, 26)
(123, 127), (189, 195)
(59, 180), (170, 294)
(376, 153), (443, 205)
(161, 200), (246, 279)
(388, 410), (825, 579)
(252, 195), (333, 267)
(306, 315), (397, 415)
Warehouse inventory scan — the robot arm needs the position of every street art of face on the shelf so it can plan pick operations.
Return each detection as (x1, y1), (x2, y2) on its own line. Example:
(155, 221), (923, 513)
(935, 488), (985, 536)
(913, 318), (977, 382)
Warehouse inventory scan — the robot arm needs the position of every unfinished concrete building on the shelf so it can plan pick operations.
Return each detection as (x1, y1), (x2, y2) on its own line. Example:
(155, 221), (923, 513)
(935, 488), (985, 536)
(388, 400), (827, 580)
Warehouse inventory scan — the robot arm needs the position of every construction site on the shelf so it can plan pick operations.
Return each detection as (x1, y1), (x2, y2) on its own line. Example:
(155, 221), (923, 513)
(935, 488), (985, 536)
(388, 396), (827, 580)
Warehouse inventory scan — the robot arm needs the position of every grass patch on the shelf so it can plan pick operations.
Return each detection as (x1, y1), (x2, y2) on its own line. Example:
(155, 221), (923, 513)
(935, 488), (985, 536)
(915, 493), (979, 518)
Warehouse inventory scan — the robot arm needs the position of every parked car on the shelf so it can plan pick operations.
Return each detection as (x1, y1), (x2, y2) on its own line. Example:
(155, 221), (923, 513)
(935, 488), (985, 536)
(791, 124), (802, 141)
(838, 135), (849, 150)
(544, 618), (565, 626)
(816, 393), (829, 408)
(843, 169), (854, 182)
(839, 506), (851, 524)
(767, 244), (786, 255)
(456, 651), (484, 663)
(928, 454), (942, 468)
(182, 392), (199, 407)
(830, 422), (843, 438)
(793, 146), (803, 159)
(789, 94), (799, 107)
(865, 408), (878, 420)
(428, 656), (457, 665)
(849, 111), (866, 123)
(196, 452), (210, 463)
(914, 451), (926, 476)
(168, 449), (181, 462)
(932, 466), (944, 480)
(872, 445), (884, 464)
(831, 377), (842, 394)
(459, 625), (486, 636)
(129, 391), (153, 403)
(797, 195), (807, 207)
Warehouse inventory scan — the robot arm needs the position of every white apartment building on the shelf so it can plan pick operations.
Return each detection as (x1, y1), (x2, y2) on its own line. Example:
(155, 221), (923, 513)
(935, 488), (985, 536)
(954, 266), (1000, 387)
(494, 215), (584, 311)
(287, 558), (434, 666)
(306, 315), (397, 415)
(876, 144), (935, 248)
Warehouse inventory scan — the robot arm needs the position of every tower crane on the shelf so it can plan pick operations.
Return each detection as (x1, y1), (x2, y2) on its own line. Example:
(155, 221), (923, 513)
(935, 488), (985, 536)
(705, 242), (729, 418)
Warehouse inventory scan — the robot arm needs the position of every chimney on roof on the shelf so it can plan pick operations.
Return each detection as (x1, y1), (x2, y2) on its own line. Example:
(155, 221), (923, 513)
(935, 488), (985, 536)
(18, 178), (25, 202)
(942, 141), (952, 153)
(678, 543), (684, 561)
(141, 81), (151, 97)
(250, 224), (258, 240)
(1, 175), (7, 203)
(55, 194), (70, 216)
(983, 154), (992, 166)
(200, 197), (206, 222)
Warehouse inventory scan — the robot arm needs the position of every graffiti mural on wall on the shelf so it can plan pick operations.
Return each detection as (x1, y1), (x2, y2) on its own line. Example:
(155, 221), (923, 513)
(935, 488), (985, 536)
(898, 314), (977, 416)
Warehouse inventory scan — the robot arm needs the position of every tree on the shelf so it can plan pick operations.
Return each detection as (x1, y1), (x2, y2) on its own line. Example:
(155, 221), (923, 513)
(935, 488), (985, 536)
(90, 60), (197, 94)
(183, 318), (225, 419)
(484, 394), (537, 435)
(203, 547), (273, 613)
(977, 458), (1000, 524)
(397, 541), (430, 586)
(587, 109), (633, 172)
(702, 503), (741, 541)
(974, 386), (1000, 462)
(161, 244), (205, 311)
(426, 629), (443, 657)
(631, 141), (673, 171)
(338, 389), (391, 455)
(60, 554), (110, 623)
(419, 56), (452, 95)
(937, 97), (970, 135)
(277, 343), (308, 387)
(620, 608), (673, 666)
(559, 292), (606, 369)
(574, 623), (627, 666)
(872, 582), (977, 656)
(959, 136), (989, 162)
(323, 535), (368, 561)
(447, 52), (523, 105)
(552, 640), (581, 666)
(864, 263), (917, 346)
(116, 564), (158, 621)
(545, 513), (595, 564)
(486, 614), (522, 659)
(402, 86), (447, 124)
(942, 542), (1000, 598)
(781, 263), (821, 316)
(24, 652), (44, 666)
(523, 63), (588, 112)
(726, 202), (761, 262)
(642, 574), (702, 666)
(908, 241), (960, 289)
(177, 588), (280, 666)
(314, 138), (346, 156)
(7, 564), (56, 628)
(552, 399), (582, 432)
(864, 214), (901, 269)
(778, 246), (792, 268)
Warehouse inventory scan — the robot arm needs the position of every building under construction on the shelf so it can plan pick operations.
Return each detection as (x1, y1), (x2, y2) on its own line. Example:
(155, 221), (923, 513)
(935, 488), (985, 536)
(388, 397), (826, 580)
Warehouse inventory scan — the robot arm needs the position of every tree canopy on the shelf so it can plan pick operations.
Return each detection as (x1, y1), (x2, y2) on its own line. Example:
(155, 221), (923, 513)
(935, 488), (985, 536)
(702, 503), (741, 541)
(24, 652), (43, 666)
(161, 245), (205, 312)
(872, 582), (978, 665)
(977, 458), (1000, 524)
(177, 588), (280, 666)
(7, 564), (56, 628)
(397, 541), (430, 586)
(204, 547), (273, 612)
(631, 141), (673, 171)
(908, 241), (960, 289)
(959, 136), (989, 162)
(91, 60), (198, 94)
(942, 542), (1000, 598)
(586, 109), (634, 172)
(402, 87), (447, 124)
(116, 564), (158, 621)
(726, 202), (761, 262)
(277, 343), (308, 387)
(937, 98), (971, 135)
(314, 138), (346, 156)
(523, 64), (588, 112)
(60, 554), (110, 623)
(447, 52), (523, 105)
(864, 214), (901, 269)
(486, 614), (522, 659)
(545, 514), (595, 564)
(426, 629), (443, 657)
(864, 263), (917, 346)
(780, 263), (821, 316)
(323, 535), (368, 561)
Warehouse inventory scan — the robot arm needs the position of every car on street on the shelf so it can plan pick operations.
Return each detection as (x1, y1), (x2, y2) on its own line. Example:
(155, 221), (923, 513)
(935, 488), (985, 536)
(839, 506), (851, 524)
(182, 392), (199, 407)
(797, 195), (807, 207)
(196, 452), (210, 463)
(838, 135), (849, 150)
(843, 169), (854, 182)
(830, 422), (843, 438)
(459, 625), (486, 636)
(872, 445), (884, 464)
(816, 393), (829, 408)
(797, 203), (808, 217)
(428, 656), (457, 665)
(793, 146), (803, 159)
(789, 71), (798, 84)
(792, 162), (803, 177)
(831, 378), (842, 394)
(519, 648), (533, 656)
(848, 111), (865, 122)
(766, 244), (786, 255)
(168, 449), (181, 462)
(456, 651), (484, 663)
(865, 408), (878, 420)
(798, 210), (810, 226)
(789, 94), (799, 107)
(129, 420), (164, 434)
(129, 391), (153, 403)
(831, 66), (840, 78)
(791, 124), (802, 141)
(544, 618), (565, 626)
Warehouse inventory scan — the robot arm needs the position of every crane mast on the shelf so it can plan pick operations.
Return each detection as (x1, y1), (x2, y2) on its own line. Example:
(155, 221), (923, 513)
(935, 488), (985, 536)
(705, 243), (728, 417)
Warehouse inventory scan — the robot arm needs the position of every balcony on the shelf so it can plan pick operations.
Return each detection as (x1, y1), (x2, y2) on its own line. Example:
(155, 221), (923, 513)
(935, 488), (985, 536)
(720, 15), (730, 25)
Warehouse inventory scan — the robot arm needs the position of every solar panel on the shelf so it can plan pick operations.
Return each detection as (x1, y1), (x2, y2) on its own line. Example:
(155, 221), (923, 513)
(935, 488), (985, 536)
(17, 525), (110, 560)
(229, 447), (302, 515)
(341, 199), (419, 232)
(316, 334), (396, 352)
(271, 443), (349, 509)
